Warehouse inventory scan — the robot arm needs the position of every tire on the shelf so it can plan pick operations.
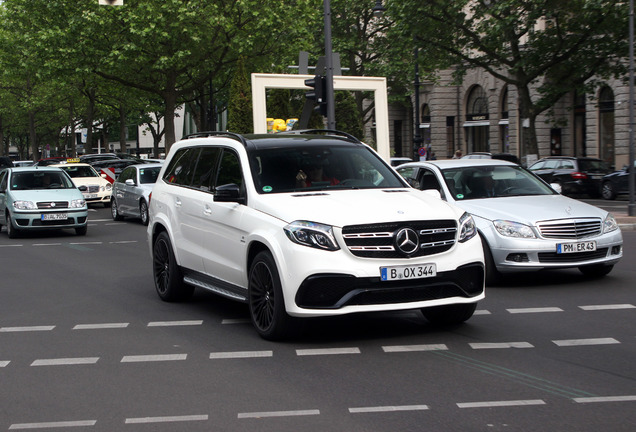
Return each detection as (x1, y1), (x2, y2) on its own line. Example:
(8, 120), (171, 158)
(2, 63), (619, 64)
(421, 302), (477, 326)
(139, 200), (149, 226)
(578, 264), (613, 278)
(75, 225), (87, 236)
(111, 199), (123, 221)
(248, 251), (300, 340)
(152, 231), (193, 302)
(6, 213), (19, 239)
(601, 181), (616, 200)
(481, 236), (500, 286)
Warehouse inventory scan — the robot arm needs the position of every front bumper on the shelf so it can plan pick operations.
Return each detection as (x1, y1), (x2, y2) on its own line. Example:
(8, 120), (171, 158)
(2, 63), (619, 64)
(11, 209), (88, 230)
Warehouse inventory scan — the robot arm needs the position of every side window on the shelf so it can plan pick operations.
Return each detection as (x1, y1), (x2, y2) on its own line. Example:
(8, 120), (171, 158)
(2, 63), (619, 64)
(191, 147), (221, 192)
(418, 169), (441, 192)
(119, 167), (134, 183)
(163, 148), (199, 186)
(0, 171), (7, 191)
(216, 150), (243, 189)
(560, 160), (575, 169)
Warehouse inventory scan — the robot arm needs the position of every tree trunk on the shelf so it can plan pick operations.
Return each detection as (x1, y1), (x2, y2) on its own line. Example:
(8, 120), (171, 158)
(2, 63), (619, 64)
(85, 88), (96, 154)
(163, 90), (177, 155)
(119, 105), (127, 152)
(29, 111), (39, 161)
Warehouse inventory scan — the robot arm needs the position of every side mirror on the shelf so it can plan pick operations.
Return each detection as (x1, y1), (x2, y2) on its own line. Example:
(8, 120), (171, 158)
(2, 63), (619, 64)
(550, 183), (562, 194)
(214, 183), (245, 204)
(125, 179), (136, 186)
(422, 189), (442, 200)
(78, 185), (88, 192)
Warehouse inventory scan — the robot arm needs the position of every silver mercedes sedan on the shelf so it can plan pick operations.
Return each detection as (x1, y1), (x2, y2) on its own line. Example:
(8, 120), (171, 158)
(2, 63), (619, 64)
(396, 159), (623, 284)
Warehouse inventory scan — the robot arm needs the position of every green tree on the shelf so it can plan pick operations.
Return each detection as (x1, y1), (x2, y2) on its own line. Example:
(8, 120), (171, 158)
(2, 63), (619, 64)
(389, 0), (629, 156)
(227, 57), (253, 134)
(335, 91), (363, 139)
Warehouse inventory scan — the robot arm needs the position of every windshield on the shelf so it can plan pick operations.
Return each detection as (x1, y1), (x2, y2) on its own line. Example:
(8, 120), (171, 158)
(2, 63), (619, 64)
(442, 165), (556, 200)
(249, 145), (406, 194)
(58, 165), (99, 178)
(10, 171), (75, 190)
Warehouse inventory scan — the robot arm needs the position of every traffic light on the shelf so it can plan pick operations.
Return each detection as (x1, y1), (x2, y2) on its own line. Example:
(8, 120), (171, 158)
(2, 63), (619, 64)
(304, 75), (328, 117)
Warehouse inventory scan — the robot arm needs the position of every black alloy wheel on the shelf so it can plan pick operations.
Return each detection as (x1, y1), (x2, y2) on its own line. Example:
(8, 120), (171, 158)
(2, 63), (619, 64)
(152, 231), (193, 301)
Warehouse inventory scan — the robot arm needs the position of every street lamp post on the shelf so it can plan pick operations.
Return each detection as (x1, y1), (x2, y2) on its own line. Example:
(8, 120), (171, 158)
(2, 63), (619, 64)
(324, 0), (336, 130)
(629, 0), (635, 216)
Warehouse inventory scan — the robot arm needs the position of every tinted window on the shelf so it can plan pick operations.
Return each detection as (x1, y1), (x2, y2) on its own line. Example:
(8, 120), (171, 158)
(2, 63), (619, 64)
(163, 148), (199, 186)
(0, 171), (7, 191)
(118, 167), (135, 183)
(216, 150), (242, 189)
(59, 165), (99, 178)
(11, 171), (75, 190)
(191, 147), (221, 191)
(139, 167), (161, 184)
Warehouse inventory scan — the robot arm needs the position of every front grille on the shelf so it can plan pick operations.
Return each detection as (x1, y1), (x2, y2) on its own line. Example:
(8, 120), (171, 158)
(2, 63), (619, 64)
(538, 248), (608, 263)
(32, 218), (75, 226)
(87, 185), (100, 193)
(537, 218), (601, 239)
(342, 220), (457, 258)
(37, 201), (69, 209)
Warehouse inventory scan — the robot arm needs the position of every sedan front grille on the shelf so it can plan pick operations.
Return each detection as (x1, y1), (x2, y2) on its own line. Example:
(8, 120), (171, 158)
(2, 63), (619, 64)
(87, 185), (100, 193)
(37, 201), (69, 209)
(537, 218), (601, 239)
(342, 220), (457, 258)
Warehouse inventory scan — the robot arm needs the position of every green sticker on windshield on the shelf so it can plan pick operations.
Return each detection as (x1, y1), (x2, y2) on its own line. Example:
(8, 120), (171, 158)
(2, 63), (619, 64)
(262, 186), (273, 193)
(456, 194), (464, 199)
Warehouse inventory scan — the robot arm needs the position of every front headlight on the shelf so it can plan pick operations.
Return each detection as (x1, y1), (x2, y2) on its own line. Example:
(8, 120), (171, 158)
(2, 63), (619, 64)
(603, 213), (619, 233)
(105, 183), (112, 191)
(284, 221), (340, 251)
(70, 199), (86, 209)
(13, 200), (37, 210)
(458, 212), (477, 243)
(493, 220), (536, 238)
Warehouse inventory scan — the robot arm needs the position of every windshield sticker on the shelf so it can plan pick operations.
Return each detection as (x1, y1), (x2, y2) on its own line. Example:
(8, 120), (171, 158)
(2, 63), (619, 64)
(456, 194), (464, 199)
(262, 186), (273, 193)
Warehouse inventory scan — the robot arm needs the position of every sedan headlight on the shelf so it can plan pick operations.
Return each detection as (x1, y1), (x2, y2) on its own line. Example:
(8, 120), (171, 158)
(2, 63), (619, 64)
(13, 200), (37, 210)
(603, 213), (619, 233)
(458, 212), (477, 243)
(70, 199), (86, 209)
(105, 183), (112, 191)
(493, 220), (536, 238)
(284, 221), (340, 251)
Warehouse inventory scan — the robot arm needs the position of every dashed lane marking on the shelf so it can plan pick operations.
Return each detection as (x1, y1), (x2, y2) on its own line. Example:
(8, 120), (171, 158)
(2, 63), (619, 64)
(383, 344), (448, 353)
(222, 318), (251, 324)
(73, 323), (129, 330)
(470, 342), (534, 349)
(552, 338), (620, 347)
(457, 399), (546, 408)
(125, 415), (208, 424)
(1, 361), (9, 367)
(238, 409), (320, 419)
(296, 347), (361, 356)
(579, 304), (635, 310)
(507, 307), (563, 314)
(574, 395), (636, 403)
(9, 420), (96, 429)
(147, 320), (203, 327)
(0, 326), (55, 332)
(121, 354), (187, 363)
(31, 357), (99, 366)
(349, 405), (429, 413)
(209, 351), (273, 359)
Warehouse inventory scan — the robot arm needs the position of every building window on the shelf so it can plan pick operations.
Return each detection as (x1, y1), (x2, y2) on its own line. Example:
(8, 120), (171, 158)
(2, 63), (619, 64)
(464, 85), (489, 153)
(599, 86), (615, 167)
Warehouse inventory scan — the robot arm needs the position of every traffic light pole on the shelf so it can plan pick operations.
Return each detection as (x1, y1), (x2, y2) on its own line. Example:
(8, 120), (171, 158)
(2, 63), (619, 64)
(323, 0), (336, 129)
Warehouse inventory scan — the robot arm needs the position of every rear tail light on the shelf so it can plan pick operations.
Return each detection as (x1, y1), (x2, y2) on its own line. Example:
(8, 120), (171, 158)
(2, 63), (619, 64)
(570, 172), (588, 180)
(148, 192), (152, 204)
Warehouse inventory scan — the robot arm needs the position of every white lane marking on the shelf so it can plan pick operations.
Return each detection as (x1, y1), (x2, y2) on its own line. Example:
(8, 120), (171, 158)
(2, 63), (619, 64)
(222, 318), (251, 324)
(69, 242), (102, 245)
(579, 304), (635, 310)
(553, 338), (620, 346)
(1, 361), (10, 367)
(474, 309), (491, 315)
(0, 326), (55, 332)
(0, 244), (23, 247)
(470, 342), (534, 349)
(507, 307), (563, 314)
(121, 354), (187, 363)
(125, 415), (208, 424)
(31, 357), (99, 366)
(9, 420), (96, 429)
(383, 344), (448, 353)
(574, 395), (636, 403)
(147, 320), (203, 327)
(457, 399), (546, 408)
(349, 405), (429, 413)
(109, 240), (138, 244)
(296, 347), (360, 356)
(73, 323), (129, 330)
(33, 243), (62, 247)
(210, 351), (273, 359)
(238, 409), (320, 419)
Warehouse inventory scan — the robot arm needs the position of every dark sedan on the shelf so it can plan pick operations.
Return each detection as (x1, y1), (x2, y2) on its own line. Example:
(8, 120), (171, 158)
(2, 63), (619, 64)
(601, 161), (636, 200)
(528, 156), (610, 197)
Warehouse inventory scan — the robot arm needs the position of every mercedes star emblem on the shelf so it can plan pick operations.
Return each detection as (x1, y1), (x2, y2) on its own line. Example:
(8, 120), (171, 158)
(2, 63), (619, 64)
(395, 227), (419, 256)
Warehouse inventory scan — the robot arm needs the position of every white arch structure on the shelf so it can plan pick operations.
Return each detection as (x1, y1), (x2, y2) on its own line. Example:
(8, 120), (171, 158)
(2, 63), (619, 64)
(251, 73), (390, 161)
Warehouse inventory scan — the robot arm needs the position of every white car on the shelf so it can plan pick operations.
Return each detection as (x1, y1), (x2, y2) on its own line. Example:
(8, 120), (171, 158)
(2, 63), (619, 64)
(396, 159), (623, 284)
(51, 162), (112, 207)
(148, 131), (484, 340)
(111, 163), (163, 225)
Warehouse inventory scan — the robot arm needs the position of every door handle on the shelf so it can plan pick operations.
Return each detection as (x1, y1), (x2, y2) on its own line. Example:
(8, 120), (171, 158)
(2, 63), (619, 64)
(175, 198), (182, 207)
(203, 205), (212, 215)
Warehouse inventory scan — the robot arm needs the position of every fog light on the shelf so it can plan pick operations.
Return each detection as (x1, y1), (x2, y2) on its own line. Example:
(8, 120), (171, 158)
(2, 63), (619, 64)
(611, 245), (621, 255)
(506, 253), (528, 263)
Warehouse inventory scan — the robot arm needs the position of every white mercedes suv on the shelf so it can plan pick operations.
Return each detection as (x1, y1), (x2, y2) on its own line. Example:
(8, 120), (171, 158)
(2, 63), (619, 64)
(147, 130), (485, 340)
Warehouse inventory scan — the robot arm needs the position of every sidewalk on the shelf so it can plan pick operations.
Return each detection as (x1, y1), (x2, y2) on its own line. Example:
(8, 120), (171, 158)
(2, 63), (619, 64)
(613, 213), (636, 231)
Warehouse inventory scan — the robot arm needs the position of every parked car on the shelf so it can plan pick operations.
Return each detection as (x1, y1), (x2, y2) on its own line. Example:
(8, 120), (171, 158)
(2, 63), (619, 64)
(50, 162), (112, 207)
(12, 160), (35, 167)
(0, 157), (14, 168)
(600, 161), (636, 200)
(396, 159), (623, 284)
(90, 159), (143, 178)
(462, 152), (520, 164)
(390, 157), (413, 167)
(528, 156), (610, 197)
(34, 157), (67, 166)
(111, 163), (163, 225)
(148, 130), (485, 340)
(0, 167), (88, 238)
(79, 153), (120, 164)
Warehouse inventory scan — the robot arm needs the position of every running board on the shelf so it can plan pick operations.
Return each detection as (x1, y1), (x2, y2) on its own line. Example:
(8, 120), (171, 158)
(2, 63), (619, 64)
(183, 273), (248, 303)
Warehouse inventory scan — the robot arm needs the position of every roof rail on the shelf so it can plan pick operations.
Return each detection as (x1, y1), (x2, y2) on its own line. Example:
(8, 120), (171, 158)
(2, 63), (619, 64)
(278, 129), (361, 143)
(183, 131), (248, 146)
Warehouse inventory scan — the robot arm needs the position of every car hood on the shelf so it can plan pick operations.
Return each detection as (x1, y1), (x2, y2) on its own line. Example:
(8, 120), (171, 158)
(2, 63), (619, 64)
(454, 195), (608, 224)
(9, 188), (84, 202)
(253, 189), (462, 227)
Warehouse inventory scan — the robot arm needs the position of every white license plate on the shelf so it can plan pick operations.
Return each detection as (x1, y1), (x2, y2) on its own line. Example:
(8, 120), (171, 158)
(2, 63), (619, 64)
(556, 241), (597, 254)
(83, 193), (98, 199)
(381, 263), (437, 281)
(42, 213), (68, 221)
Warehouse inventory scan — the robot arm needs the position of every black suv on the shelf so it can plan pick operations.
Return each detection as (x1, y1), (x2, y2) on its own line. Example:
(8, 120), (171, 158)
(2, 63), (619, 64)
(528, 156), (610, 197)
